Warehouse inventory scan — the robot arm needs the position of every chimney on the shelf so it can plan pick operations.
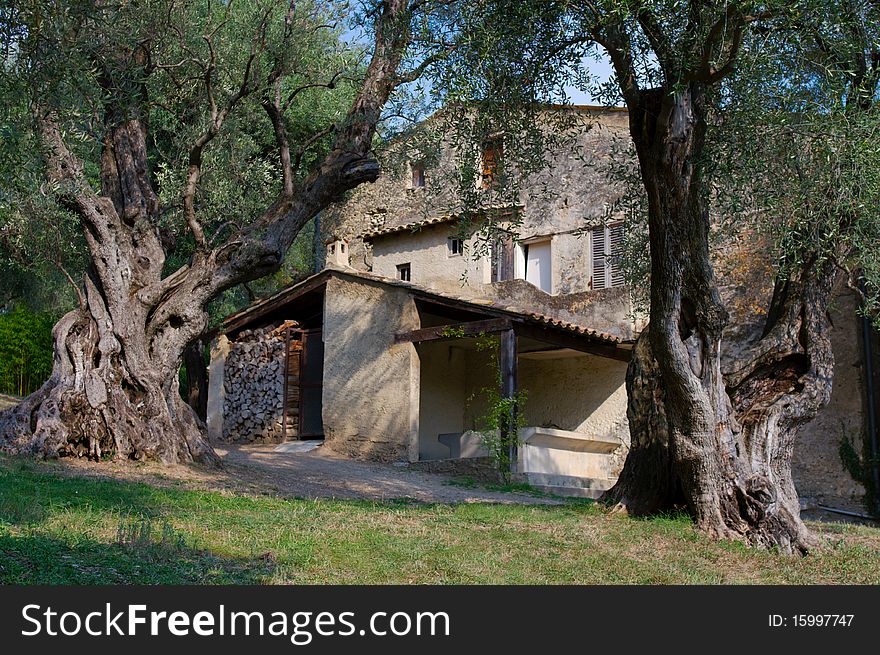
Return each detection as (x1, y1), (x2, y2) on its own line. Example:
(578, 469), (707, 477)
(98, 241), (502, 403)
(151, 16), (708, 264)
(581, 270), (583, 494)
(325, 238), (351, 268)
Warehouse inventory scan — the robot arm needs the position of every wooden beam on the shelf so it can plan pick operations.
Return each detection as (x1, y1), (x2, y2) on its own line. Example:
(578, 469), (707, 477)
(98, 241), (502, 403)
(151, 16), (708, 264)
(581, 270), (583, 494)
(394, 318), (512, 344)
(499, 328), (519, 475)
(513, 322), (631, 362)
(221, 271), (329, 335)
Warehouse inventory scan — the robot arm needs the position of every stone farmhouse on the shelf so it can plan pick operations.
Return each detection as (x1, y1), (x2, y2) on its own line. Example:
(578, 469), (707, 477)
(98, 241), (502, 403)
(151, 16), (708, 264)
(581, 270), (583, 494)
(206, 106), (875, 506)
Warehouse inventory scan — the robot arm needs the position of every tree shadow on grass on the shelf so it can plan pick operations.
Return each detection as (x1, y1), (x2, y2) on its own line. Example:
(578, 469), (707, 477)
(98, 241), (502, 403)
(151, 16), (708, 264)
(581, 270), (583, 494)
(0, 456), (227, 523)
(0, 531), (276, 584)
(0, 457), (277, 584)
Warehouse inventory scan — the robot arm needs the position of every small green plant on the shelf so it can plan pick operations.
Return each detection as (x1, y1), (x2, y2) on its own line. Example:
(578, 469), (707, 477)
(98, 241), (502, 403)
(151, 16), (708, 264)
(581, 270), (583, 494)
(440, 325), (466, 339)
(467, 333), (527, 483)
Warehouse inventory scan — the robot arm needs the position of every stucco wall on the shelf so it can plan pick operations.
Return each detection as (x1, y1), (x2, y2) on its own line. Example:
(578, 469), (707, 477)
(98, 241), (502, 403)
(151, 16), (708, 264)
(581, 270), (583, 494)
(371, 224), (490, 293)
(518, 353), (628, 438)
(321, 275), (421, 462)
(417, 342), (468, 460)
(456, 342), (630, 475)
(488, 280), (634, 339)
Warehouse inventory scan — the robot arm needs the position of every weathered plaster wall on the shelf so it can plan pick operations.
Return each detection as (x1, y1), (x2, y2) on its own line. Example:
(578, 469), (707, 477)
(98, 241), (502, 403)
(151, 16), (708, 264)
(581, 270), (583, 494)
(321, 275), (421, 462)
(371, 224), (490, 293)
(488, 280), (633, 339)
(518, 353), (628, 438)
(417, 342), (467, 460)
(461, 346), (496, 432)
(459, 343), (631, 476)
(519, 352), (630, 476)
(323, 107), (632, 298)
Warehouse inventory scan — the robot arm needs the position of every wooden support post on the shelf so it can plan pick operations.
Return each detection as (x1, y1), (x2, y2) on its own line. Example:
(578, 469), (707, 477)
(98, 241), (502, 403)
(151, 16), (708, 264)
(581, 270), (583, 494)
(499, 328), (518, 476)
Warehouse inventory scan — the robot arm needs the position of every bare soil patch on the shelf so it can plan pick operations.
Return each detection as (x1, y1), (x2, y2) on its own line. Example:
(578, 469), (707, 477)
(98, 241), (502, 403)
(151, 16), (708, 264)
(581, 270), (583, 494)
(47, 442), (562, 505)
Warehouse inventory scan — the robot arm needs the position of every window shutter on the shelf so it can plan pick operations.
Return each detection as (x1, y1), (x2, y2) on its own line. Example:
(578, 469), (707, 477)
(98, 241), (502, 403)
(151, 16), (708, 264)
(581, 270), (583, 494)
(609, 224), (625, 288)
(591, 228), (606, 289)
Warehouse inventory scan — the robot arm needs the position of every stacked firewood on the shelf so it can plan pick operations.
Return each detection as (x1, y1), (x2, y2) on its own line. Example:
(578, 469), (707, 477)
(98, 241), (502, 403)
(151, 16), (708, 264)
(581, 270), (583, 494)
(222, 323), (290, 443)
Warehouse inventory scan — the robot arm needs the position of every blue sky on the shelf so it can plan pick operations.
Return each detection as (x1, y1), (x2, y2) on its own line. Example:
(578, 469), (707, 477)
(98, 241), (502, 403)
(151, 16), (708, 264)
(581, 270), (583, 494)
(565, 54), (617, 105)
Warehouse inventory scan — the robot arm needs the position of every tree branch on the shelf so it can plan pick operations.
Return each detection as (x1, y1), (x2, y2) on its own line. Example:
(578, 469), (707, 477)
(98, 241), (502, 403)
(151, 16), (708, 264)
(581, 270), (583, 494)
(181, 0), (274, 250)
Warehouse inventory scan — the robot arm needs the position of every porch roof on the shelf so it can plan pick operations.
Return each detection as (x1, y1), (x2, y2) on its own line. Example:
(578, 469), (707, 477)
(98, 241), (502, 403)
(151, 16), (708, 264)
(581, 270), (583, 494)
(215, 266), (634, 356)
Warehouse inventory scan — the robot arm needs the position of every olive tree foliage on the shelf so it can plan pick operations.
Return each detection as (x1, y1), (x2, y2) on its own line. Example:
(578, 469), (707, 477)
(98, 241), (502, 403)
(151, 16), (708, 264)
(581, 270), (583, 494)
(0, 0), (453, 464)
(362, 0), (602, 263)
(599, 1), (880, 324)
(1, 1), (357, 322)
(437, 0), (879, 553)
(711, 0), (880, 321)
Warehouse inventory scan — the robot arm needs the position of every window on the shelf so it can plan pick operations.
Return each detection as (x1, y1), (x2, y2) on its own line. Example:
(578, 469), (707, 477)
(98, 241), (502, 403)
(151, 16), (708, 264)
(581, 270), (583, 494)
(591, 223), (625, 289)
(448, 237), (464, 257)
(410, 163), (425, 188)
(480, 137), (503, 189)
(523, 239), (552, 293)
(397, 263), (411, 282)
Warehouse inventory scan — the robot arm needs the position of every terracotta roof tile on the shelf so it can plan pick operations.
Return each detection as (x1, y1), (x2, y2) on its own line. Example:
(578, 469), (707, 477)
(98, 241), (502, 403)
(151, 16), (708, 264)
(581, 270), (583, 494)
(361, 214), (457, 240)
(219, 265), (628, 347)
(328, 267), (624, 345)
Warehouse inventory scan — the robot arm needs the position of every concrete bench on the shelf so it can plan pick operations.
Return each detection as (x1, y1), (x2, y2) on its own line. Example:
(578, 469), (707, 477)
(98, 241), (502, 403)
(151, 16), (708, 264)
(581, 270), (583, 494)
(438, 431), (489, 458)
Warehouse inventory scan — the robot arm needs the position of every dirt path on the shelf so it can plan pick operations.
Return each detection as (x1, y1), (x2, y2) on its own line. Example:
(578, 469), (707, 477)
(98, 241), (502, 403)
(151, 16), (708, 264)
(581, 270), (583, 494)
(0, 394), (20, 412)
(47, 442), (563, 505)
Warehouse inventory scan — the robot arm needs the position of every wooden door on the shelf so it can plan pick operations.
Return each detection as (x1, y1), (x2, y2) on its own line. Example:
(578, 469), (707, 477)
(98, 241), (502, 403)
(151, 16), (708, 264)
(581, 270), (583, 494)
(282, 327), (324, 440)
(298, 328), (324, 438)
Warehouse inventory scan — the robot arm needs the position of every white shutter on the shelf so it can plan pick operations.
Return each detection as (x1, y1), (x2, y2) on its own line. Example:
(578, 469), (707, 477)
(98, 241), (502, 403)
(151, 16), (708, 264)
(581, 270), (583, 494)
(609, 223), (625, 288)
(591, 228), (606, 289)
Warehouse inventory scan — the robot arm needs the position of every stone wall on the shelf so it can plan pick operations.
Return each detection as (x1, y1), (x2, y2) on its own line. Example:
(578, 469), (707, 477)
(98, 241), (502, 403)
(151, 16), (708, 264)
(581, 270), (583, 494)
(221, 325), (288, 443)
(322, 107), (631, 288)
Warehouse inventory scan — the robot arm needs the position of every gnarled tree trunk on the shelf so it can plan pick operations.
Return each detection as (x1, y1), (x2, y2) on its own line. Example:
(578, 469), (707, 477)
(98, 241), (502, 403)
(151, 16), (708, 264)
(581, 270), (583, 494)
(1, 303), (215, 464)
(604, 86), (830, 554)
(0, 0), (415, 465)
(0, 116), (220, 465)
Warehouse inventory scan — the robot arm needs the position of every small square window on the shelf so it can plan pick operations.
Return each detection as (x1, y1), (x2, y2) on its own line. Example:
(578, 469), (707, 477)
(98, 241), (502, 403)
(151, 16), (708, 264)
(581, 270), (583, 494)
(448, 237), (463, 257)
(411, 164), (425, 188)
(397, 263), (411, 282)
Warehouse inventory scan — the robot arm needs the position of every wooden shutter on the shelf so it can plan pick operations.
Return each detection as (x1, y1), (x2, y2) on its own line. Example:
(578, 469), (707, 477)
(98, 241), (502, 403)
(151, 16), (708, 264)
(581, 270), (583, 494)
(609, 223), (625, 288)
(591, 228), (606, 289)
(491, 234), (514, 282)
(481, 139), (502, 188)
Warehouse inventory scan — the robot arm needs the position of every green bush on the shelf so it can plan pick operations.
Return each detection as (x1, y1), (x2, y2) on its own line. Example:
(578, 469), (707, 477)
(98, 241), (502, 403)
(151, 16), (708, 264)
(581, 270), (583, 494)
(0, 305), (55, 397)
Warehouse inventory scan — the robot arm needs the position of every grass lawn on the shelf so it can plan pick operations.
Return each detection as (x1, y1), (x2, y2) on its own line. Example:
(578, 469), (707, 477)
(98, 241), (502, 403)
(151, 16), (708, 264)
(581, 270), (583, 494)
(0, 454), (878, 584)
